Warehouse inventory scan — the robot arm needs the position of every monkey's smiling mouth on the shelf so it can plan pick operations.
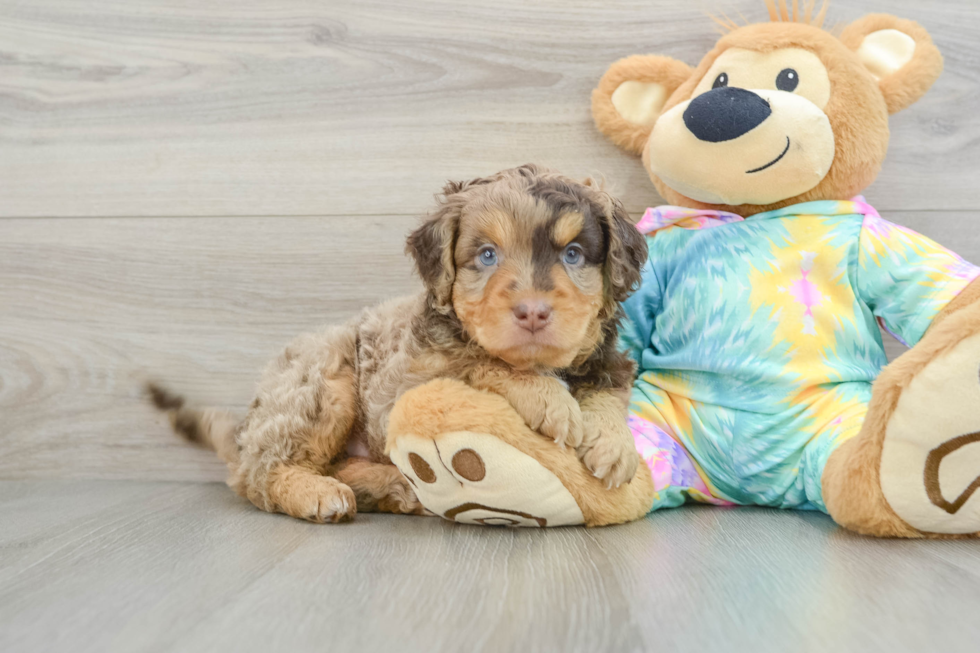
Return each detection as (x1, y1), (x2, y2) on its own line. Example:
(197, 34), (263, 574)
(746, 136), (791, 174)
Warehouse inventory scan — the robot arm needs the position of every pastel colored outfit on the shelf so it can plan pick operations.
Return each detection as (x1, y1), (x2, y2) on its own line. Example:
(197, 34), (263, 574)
(623, 199), (980, 513)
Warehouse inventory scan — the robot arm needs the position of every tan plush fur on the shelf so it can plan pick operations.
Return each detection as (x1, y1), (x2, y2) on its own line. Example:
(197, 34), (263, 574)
(823, 282), (980, 538)
(926, 275), (980, 334)
(839, 14), (944, 115)
(151, 164), (648, 523)
(761, 0), (829, 27)
(592, 55), (694, 156)
(387, 378), (656, 527)
(594, 15), (943, 216)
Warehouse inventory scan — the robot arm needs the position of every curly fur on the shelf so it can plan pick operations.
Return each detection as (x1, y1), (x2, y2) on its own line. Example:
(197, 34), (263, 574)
(151, 165), (647, 523)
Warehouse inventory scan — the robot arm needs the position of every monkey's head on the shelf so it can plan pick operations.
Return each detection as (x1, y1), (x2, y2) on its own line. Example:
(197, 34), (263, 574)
(592, 6), (943, 216)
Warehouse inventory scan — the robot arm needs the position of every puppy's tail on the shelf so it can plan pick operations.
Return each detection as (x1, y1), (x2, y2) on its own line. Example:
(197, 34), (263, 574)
(146, 382), (241, 465)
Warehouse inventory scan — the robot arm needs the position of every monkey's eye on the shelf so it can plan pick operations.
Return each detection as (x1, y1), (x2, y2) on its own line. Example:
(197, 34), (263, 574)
(712, 72), (728, 89)
(776, 68), (799, 92)
(562, 244), (584, 267)
(477, 245), (498, 267)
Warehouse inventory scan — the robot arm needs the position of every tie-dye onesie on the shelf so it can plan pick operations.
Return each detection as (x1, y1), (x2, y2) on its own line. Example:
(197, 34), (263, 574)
(622, 199), (980, 513)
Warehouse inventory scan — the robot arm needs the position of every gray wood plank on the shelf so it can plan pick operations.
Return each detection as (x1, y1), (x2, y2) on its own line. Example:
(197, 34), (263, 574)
(0, 481), (316, 653)
(1, 0), (978, 218)
(0, 214), (421, 481)
(1, 480), (978, 653)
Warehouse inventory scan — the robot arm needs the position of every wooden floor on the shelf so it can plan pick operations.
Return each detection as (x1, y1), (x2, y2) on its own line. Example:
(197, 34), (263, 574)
(3, 481), (980, 653)
(2, 1), (979, 651)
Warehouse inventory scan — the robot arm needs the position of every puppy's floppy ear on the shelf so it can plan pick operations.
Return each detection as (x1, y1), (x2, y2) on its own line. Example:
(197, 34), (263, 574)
(840, 14), (943, 114)
(406, 181), (465, 313)
(588, 183), (647, 314)
(592, 55), (694, 156)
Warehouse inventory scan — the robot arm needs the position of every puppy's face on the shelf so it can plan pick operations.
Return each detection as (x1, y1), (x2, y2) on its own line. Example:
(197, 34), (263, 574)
(452, 199), (605, 369)
(408, 165), (647, 370)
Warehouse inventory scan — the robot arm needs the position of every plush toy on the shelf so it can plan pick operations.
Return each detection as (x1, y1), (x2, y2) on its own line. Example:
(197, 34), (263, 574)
(390, 3), (980, 536)
(586, 3), (980, 537)
(387, 379), (654, 527)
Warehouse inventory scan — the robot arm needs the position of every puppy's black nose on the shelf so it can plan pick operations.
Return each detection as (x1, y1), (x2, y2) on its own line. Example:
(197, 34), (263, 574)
(683, 87), (771, 142)
(513, 301), (552, 333)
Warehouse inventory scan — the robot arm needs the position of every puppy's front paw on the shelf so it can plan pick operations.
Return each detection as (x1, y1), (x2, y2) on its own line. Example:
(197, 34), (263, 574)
(509, 380), (583, 449)
(578, 410), (638, 489)
(539, 391), (584, 449)
(468, 368), (584, 449)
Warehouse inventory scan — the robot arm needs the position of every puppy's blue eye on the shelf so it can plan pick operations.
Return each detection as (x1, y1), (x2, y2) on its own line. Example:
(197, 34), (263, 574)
(562, 244), (583, 266)
(477, 246), (498, 267)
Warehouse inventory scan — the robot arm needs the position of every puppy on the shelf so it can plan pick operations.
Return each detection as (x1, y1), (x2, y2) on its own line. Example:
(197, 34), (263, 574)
(150, 164), (648, 523)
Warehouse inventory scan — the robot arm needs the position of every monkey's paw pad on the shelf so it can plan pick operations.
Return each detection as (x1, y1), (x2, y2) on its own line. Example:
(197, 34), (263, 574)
(388, 430), (584, 527)
(880, 331), (980, 535)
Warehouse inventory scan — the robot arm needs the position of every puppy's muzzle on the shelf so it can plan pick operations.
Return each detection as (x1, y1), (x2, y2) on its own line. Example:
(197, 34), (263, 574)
(513, 300), (553, 334)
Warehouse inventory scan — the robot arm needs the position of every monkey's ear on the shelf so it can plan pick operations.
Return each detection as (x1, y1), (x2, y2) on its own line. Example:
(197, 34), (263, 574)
(840, 14), (943, 114)
(592, 55), (694, 156)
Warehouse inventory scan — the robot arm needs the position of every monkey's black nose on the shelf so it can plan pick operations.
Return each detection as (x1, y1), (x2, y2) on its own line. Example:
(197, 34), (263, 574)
(683, 87), (771, 142)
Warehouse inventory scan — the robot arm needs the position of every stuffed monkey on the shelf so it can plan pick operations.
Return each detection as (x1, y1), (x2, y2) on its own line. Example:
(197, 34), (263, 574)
(590, 5), (980, 537)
